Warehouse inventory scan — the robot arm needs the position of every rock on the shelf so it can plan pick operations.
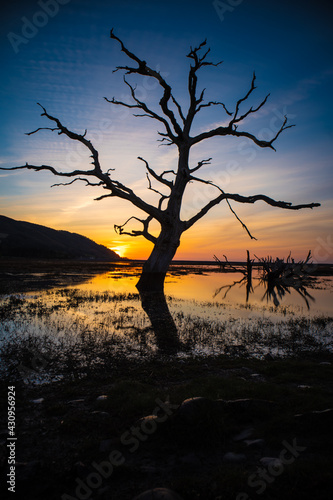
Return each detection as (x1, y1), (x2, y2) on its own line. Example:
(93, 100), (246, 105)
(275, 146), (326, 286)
(297, 385), (312, 390)
(136, 415), (160, 435)
(223, 452), (246, 463)
(176, 397), (221, 424)
(91, 411), (110, 418)
(67, 399), (85, 404)
(137, 415), (159, 424)
(30, 398), (44, 404)
(233, 427), (254, 441)
(133, 487), (184, 500)
(178, 397), (212, 415)
(96, 395), (108, 401)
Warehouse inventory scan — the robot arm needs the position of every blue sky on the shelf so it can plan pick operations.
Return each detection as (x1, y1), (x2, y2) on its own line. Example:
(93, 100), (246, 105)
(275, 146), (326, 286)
(0, 0), (332, 261)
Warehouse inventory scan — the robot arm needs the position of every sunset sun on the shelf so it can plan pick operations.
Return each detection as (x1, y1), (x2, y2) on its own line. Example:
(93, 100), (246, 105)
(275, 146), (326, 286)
(109, 245), (129, 258)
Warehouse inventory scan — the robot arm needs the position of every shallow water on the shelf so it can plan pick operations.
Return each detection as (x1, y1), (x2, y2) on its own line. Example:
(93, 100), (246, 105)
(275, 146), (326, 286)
(0, 266), (332, 382)
(77, 266), (333, 319)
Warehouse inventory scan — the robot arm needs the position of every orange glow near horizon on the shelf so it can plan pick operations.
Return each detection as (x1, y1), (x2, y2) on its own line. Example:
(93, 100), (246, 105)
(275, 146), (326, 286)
(108, 245), (129, 259)
(2, 198), (330, 263)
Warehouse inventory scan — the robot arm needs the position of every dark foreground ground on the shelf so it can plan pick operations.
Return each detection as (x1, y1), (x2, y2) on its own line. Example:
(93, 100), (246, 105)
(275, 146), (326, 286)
(1, 355), (333, 500)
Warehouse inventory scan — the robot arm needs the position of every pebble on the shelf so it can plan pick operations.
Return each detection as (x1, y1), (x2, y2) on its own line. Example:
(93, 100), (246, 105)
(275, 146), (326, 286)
(30, 398), (44, 404)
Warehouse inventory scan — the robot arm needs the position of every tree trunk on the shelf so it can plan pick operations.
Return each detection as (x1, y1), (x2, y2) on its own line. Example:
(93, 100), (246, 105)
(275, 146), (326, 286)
(136, 224), (182, 292)
(136, 146), (189, 293)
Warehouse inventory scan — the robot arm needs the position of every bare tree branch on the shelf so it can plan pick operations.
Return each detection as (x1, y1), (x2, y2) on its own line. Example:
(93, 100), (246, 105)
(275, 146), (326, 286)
(0, 160), (164, 222)
(33, 103), (102, 172)
(104, 77), (176, 141)
(225, 199), (257, 240)
(26, 126), (59, 135)
(190, 72), (294, 151)
(171, 94), (186, 124)
(114, 215), (157, 243)
(230, 72), (258, 124)
(185, 191), (320, 230)
(145, 173), (170, 210)
(189, 158), (212, 173)
(51, 177), (103, 188)
(184, 39), (223, 135)
(137, 157), (174, 189)
(0, 163), (96, 178)
(110, 28), (183, 139)
(187, 174), (256, 238)
(190, 117), (294, 151)
(196, 100), (232, 115)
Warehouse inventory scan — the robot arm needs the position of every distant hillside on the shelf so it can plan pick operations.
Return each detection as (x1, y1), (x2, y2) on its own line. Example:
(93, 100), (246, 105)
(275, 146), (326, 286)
(0, 215), (121, 261)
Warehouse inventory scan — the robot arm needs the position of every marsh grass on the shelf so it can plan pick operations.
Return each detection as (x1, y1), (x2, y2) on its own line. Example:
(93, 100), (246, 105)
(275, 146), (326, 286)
(0, 288), (332, 384)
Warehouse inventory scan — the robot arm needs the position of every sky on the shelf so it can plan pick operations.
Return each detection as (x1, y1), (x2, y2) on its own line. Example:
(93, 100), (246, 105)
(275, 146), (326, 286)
(0, 0), (332, 262)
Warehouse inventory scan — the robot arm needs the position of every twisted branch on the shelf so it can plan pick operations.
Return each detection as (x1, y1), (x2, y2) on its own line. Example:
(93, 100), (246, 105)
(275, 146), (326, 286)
(110, 28), (183, 139)
(187, 174), (256, 238)
(185, 190), (320, 230)
(114, 215), (157, 243)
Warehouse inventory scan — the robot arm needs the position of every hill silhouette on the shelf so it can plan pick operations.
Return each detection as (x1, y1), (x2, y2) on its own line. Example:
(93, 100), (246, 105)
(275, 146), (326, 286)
(0, 215), (121, 261)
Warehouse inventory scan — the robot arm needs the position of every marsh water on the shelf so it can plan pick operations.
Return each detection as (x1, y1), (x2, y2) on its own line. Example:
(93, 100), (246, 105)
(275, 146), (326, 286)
(0, 263), (332, 383)
(81, 264), (333, 317)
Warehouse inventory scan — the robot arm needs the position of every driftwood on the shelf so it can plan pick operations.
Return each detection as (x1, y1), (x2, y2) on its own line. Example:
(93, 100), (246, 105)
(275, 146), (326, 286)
(214, 250), (315, 308)
(255, 251), (315, 308)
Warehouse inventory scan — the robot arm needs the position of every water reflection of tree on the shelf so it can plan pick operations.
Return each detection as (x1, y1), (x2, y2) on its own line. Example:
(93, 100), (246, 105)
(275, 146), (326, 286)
(257, 252), (315, 309)
(260, 274), (315, 308)
(214, 251), (316, 309)
(214, 251), (254, 302)
(138, 291), (181, 354)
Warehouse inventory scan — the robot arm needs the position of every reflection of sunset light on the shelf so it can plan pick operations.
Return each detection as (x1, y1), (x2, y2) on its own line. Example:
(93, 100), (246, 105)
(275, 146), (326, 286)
(109, 245), (128, 258)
